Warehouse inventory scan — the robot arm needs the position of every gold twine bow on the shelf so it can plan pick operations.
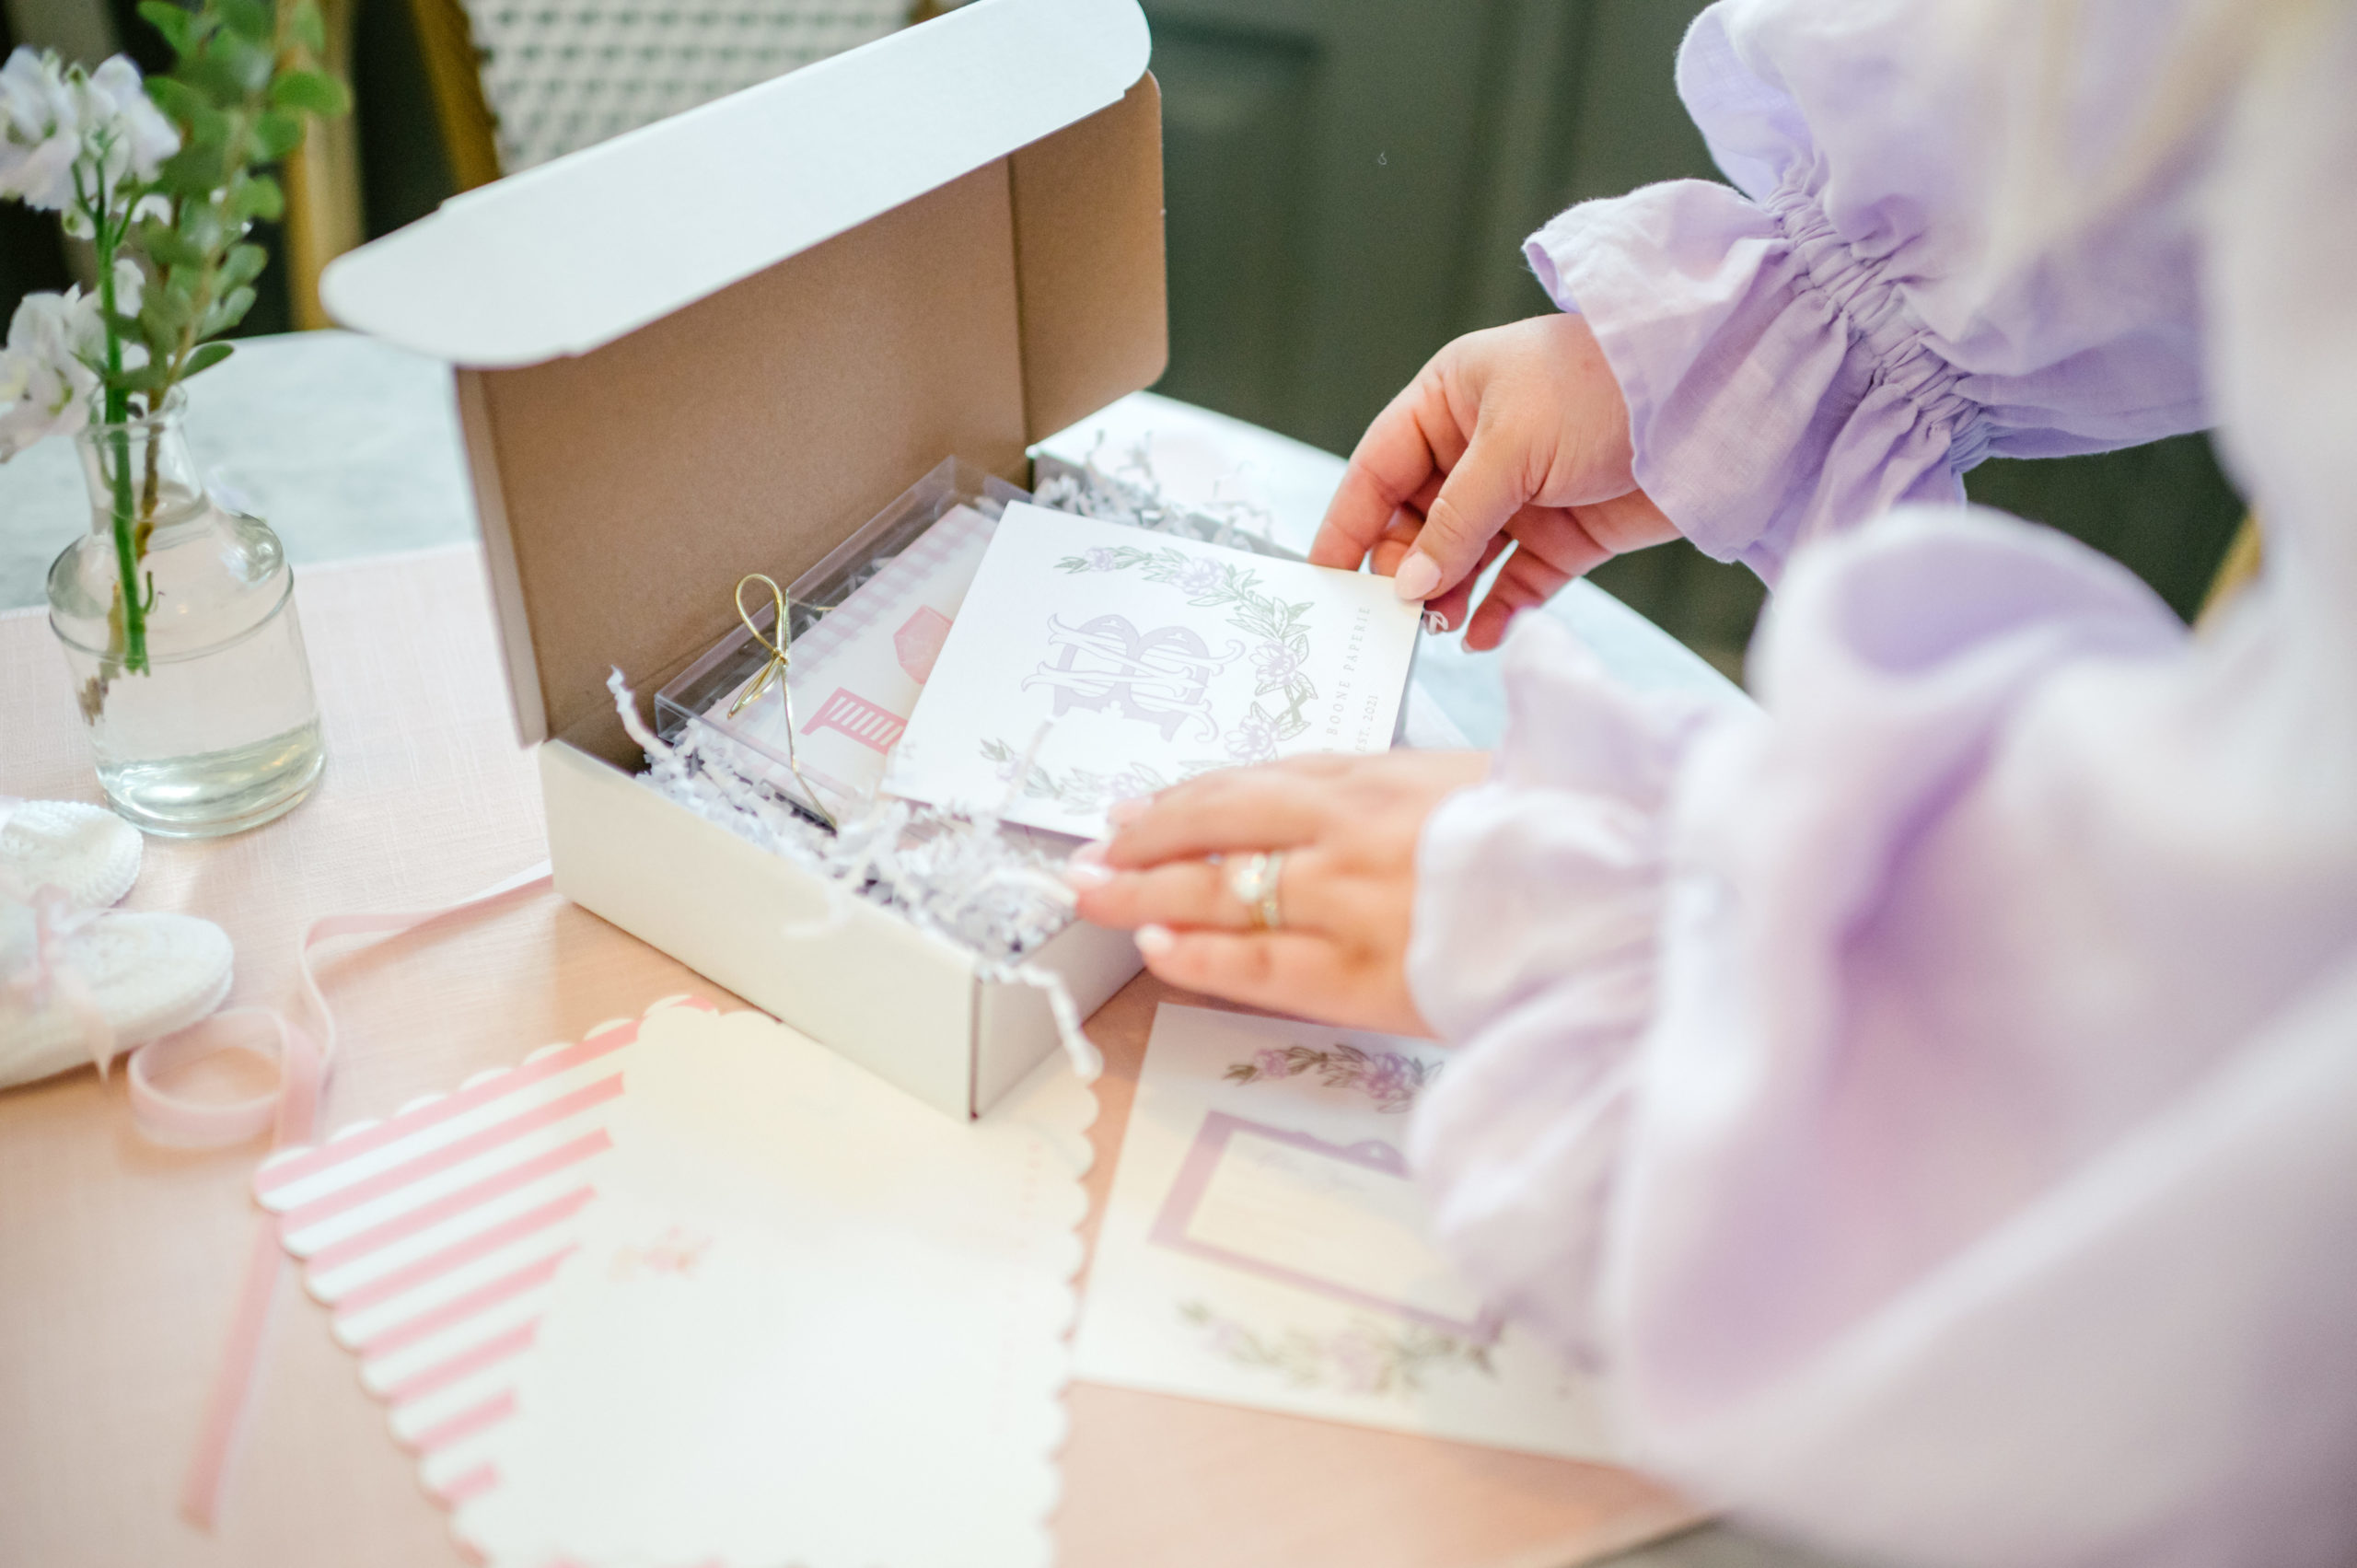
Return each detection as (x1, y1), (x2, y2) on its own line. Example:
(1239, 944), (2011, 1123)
(726, 572), (839, 831)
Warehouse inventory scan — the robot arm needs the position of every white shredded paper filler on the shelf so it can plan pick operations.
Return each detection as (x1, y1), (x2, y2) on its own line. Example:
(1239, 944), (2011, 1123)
(614, 450), (1283, 1086)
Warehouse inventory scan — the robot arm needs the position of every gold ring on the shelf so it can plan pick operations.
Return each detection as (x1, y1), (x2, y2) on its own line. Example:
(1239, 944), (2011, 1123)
(1224, 850), (1285, 932)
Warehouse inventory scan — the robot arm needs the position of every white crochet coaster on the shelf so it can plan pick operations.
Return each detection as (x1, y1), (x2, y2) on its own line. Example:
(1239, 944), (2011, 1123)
(0, 800), (144, 909)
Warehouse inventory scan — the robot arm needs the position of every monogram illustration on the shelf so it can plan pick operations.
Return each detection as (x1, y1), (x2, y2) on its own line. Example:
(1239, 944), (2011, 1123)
(1022, 613), (1243, 743)
(1055, 543), (1320, 758)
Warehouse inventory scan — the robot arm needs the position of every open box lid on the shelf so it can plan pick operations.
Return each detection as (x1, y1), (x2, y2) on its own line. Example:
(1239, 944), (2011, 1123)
(320, 0), (1164, 756)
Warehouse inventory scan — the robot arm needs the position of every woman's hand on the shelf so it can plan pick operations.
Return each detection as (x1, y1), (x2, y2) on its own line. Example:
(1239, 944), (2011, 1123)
(1312, 313), (1680, 650)
(1063, 750), (1492, 1034)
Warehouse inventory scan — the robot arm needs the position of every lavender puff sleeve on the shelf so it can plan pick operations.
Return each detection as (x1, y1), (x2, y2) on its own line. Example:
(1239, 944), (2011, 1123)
(1527, 0), (2209, 580)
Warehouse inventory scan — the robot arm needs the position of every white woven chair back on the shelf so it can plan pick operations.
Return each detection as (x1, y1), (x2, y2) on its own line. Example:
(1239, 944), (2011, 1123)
(463, 0), (911, 172)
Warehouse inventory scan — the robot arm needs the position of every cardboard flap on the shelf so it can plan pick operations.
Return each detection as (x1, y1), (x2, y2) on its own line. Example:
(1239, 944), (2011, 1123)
(321, 0), (1151, 366)
(343, 0), (1166, 756)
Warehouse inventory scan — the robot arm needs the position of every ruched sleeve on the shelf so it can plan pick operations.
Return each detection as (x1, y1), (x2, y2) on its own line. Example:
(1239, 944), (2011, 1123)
(1526, 0), (2209, 579)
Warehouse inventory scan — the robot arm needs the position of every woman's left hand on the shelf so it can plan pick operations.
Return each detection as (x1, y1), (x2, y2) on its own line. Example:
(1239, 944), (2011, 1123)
(1063, 750), (1492, 1034)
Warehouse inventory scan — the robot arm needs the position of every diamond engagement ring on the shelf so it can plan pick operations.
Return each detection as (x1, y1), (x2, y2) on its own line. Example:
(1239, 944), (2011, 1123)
(1225, 851), (1285, 932)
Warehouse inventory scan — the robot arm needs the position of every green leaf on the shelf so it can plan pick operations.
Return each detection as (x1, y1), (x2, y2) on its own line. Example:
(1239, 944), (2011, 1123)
(138, 283), (192, 342)
(157, 141), (228, 196)
(216, 0), (272, 42)
(178, 198), (226, 256)
(288, 0), (327, 54)
(181, 341), (235, 379)
(227, 172), (283, 222)
(199, 284), (256, 338)
(110, 361), (171, 394)
(136, 1), (193, 57)
(133, 215), (203, 268)
(199, 31), (275, 96)
(251, 110), (304, 161)
(268, 68), (351, 118)
(219, 241), (266, 290)
(143, 74), (203, 126)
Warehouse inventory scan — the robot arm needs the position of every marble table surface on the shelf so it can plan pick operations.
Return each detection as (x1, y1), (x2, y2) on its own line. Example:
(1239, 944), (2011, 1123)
(0, 331), (1861, 1568)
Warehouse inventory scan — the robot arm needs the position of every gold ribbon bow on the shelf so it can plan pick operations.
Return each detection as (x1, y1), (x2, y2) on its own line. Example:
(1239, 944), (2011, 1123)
(726, 572), (839, 831)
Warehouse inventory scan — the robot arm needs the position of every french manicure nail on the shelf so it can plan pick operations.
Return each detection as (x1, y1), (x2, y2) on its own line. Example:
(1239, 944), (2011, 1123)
(1136, 924), (1175, 958)
(1107, 797), (1149, 826)
(1062, 860), (1115, 890)
(1069, 840), (1107, 865)
(1393, 552), (1441, 601)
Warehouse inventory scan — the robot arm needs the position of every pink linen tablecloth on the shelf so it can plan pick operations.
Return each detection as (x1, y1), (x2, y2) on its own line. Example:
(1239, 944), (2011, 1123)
(0, 543), (1693, 1568)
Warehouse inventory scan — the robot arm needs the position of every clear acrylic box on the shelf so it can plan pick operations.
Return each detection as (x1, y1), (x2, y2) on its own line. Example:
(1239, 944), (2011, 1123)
(654, 456), (1032, 824)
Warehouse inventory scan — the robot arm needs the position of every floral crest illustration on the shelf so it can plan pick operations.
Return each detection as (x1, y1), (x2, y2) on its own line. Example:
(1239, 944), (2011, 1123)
(1056, 543), (1318, 761)
(1178, 1300), (1493, 1397)
(976, 743), (1187, 814)
(610, 1225), (711, 1282)
(1224, 1040), (1440, 1113)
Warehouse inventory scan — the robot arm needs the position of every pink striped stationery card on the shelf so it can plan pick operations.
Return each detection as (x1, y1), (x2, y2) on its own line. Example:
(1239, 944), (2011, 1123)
(253, 997), (710, 1509)
(254, 995), (1096, 1568)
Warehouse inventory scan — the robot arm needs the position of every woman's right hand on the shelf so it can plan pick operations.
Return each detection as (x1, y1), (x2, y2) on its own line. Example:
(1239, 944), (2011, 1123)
(1310, 313), (1681, 650)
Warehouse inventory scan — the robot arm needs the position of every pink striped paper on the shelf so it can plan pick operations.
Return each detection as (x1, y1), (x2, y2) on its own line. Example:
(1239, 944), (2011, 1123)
(251, 995), (715, 1511)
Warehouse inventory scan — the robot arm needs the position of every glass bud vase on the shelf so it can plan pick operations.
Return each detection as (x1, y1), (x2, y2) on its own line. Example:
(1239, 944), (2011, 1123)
(45, 392), (325, 837)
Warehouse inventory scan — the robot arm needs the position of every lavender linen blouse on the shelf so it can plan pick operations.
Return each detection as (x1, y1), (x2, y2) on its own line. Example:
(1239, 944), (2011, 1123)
(1404, 3), (2357, 1564)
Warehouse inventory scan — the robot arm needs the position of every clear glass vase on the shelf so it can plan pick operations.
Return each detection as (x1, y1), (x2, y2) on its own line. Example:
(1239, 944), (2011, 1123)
(45, 392), (325, 838)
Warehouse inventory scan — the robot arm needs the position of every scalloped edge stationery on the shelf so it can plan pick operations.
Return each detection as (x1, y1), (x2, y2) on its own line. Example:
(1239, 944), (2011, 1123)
(1071, 1004), (1615, 1461)
(885, 503), (1423, 837)
(257, 996), (1097, 1567)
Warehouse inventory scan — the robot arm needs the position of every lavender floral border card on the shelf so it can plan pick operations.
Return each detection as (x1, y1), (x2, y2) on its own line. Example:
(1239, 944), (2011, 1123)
(1071, 1004), (1616, 1461)
(881, 503), (1422, 837)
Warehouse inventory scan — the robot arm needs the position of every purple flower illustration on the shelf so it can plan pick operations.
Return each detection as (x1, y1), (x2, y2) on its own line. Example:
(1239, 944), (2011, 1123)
(1222, 1040), (1439, 1109)
(1082, 546), (1120, 571)
(1250, 639), (1304, 686)
(1363, 1056), (1407, 1102)
(1329, 1328), (1387, 1394)
(1174, 557), (1225, 597)
(1225, 712), (1279, 763)
(1178, 1300), (1494, 1396)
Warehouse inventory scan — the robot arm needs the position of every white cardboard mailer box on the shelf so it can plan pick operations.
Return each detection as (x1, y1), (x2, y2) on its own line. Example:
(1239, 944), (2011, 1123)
(321, 0), (1164, 1119)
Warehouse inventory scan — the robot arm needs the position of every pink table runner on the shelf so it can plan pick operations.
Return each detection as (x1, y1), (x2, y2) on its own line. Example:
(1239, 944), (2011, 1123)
(0, 544), (1692, 1568)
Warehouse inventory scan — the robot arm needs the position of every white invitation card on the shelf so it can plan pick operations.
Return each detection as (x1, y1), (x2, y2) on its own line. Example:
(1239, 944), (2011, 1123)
(1072, 1003), (1616, 1461)
(884, 504), (1422, 837)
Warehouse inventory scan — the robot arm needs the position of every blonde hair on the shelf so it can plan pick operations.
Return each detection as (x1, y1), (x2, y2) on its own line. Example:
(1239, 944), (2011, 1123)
(1972, 0), (2335, 265)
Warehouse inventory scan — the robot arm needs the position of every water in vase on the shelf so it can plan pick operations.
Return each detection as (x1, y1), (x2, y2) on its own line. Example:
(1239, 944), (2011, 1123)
(47, 401), (325, 837)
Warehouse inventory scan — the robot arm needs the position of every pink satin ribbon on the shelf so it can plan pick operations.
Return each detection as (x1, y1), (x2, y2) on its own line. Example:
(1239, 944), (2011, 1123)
(161, 862), (554, 1529)
(3, 879), (114, 1073)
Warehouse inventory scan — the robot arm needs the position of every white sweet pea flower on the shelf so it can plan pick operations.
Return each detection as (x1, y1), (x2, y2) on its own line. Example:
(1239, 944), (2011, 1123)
(0, 48), (83, 212)
(0, 48), (180, 224)
(79, 54), (179, 192)
(110, 255), (144, 319)
(0, 287), (102, 460)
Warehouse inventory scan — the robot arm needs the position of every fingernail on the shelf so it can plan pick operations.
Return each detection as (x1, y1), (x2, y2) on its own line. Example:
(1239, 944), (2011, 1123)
(1107, 797), (1150, 826)
(1393, 552), (1441, 601)
(1062, 860), (1115, 890)
(1069, 841), (1107, 865)
(1135, 924), (1175, 958)
(1423, 608), (1450, 634)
